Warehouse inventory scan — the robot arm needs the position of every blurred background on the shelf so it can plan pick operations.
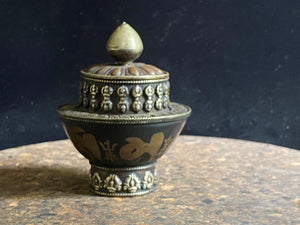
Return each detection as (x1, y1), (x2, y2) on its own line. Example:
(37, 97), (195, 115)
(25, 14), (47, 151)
(1, 0), (299, 150)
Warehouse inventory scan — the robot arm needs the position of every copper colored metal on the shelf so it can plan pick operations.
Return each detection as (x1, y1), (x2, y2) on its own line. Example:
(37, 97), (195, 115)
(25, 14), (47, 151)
(57, 22), (191, 196)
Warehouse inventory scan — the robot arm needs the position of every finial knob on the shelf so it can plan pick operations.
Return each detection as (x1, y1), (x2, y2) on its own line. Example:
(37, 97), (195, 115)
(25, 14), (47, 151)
(106, 22), (144, 64)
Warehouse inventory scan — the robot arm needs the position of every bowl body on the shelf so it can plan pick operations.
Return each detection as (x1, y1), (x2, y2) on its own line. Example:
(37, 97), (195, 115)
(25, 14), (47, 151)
(61, 117), (186, 167)
(57, 102), (190, 196)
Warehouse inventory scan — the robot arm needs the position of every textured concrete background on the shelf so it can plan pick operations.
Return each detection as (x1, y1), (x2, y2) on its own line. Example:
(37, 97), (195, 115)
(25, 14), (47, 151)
(1, 136), (300, 224)
(1, 0), (299, 149)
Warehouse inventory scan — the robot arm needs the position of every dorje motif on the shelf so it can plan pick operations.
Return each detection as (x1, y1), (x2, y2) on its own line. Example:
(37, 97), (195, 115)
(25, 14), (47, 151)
(101, 85), (113, 112)
(82, 81), (89, 108)
(144, 85), (155, 112)
(80, 82), (170, 113)
(164, 81), (170, 108)
(117, 85), (129, 113)
(99, 140), (118, 162)
(90, 84), (99, 110)
(132, 85), (143, 112)
(155, 83), (164, 110)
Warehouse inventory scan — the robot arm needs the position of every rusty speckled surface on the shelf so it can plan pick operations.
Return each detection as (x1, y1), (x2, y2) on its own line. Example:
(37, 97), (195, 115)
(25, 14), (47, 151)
(0, 135), (300, 225)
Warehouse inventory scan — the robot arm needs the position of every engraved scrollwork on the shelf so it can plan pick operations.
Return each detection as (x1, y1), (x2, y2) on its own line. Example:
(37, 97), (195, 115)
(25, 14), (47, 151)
(144, 85), (155, 112)
(155, 83), (164, 110)
(156, 136), (175, 158)
(104, 174), (122, 193)
(142, 171), (154, 189)
(101, 85), (113, 112)
(117, 85), (129, 113)
(123, 173), (141, 193)
(119, 132), (164, 162)
(82, 81), (89, 108)
(64, 125), (102, 163)
(90, 84), (99, 110)
(163, 81), (170, 108)
(132, 85), (143, 113)
(91, 172), (102, 191)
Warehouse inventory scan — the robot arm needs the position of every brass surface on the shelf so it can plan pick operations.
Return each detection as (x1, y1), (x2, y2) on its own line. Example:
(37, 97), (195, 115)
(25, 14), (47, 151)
(106, 22), (143, 63)
(63, 125), (179, 166)
(119, 132), (164, 161)
(63, 125), (102, 163)
(79, 80), (172, 113)
(84, 22), (165, 77)
(92, 162), (157, 172)
(57, 22), (191, 196)
(90, 163), (157, 196)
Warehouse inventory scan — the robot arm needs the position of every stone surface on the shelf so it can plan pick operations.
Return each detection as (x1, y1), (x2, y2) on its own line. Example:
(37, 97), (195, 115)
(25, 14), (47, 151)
(0, 135), (299, 224)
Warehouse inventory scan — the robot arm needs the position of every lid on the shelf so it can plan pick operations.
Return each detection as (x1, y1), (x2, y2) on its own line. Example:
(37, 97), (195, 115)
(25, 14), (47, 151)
(58, 22), (191, 122)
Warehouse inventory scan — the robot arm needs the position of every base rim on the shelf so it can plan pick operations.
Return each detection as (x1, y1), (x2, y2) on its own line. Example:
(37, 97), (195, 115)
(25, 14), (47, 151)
(90, 186), (157, 197)
(89, 163), (158, 197)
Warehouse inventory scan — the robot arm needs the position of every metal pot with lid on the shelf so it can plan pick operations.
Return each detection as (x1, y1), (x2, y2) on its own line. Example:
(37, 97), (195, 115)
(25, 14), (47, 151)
(57, 22), (191, 196)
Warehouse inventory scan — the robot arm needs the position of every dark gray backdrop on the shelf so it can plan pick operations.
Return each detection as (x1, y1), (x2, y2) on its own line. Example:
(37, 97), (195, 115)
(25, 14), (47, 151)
(1, 0), (299, 150)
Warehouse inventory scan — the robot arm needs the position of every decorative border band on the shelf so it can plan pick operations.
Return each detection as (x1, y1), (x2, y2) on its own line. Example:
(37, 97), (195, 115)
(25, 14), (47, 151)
(92, 162), (156, 172)
(79, 81), (170, 113)
(80, 71), (169, 84)
(57, 103), (191, 125)
(92, 188), (156, 197)
(90, 163), (157, 197)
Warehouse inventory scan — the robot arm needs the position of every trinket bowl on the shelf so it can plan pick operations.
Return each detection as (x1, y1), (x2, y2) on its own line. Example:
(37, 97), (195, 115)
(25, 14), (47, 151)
(57, 22), (191, 196)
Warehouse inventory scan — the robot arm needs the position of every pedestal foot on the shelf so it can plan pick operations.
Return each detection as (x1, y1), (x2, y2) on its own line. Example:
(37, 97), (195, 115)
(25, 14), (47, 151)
(90, 162), (157, 197)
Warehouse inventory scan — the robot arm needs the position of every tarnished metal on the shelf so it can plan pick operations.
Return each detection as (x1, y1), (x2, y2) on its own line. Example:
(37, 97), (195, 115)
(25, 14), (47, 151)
(57, 22), (191, 196)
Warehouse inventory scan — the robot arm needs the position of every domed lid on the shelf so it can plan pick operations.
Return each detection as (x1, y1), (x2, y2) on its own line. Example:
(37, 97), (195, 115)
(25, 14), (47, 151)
(81, 22), (166, 77)
(58, 22), (191, 122)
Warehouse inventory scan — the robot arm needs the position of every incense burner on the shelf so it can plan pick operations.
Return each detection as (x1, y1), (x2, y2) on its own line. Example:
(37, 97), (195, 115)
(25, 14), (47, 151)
(57, 22), (191, 196)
